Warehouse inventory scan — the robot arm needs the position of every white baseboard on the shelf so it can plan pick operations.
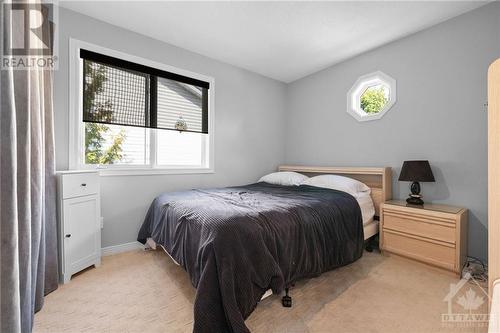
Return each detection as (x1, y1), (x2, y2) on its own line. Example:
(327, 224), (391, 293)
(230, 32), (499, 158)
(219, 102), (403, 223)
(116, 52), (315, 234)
(101, 241), (145, 256)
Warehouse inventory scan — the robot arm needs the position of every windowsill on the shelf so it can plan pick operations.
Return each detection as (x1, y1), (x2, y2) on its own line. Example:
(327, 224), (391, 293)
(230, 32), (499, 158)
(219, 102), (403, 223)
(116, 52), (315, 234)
(68, 167), (215, 177)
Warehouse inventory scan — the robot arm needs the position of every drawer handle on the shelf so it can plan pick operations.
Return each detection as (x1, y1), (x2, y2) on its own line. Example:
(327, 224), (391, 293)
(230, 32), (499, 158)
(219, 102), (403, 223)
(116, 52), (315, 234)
(65, 234), (71, 238)
(81, 183), (87, 187)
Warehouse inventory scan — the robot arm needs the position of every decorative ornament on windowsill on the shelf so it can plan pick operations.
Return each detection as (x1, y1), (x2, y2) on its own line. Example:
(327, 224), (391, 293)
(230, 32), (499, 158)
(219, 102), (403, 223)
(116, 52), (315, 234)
(175, 115), (187, 132)
(398, 160), (435, 206)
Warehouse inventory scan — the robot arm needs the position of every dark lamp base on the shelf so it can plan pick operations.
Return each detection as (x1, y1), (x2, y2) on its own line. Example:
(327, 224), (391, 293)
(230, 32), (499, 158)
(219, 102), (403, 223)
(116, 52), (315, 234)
(406, 181), (425, 205)
(406, 196), (424, 205)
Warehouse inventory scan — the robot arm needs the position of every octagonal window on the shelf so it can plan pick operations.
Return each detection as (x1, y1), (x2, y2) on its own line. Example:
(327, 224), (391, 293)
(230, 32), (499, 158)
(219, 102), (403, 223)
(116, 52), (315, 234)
(347, 71), (396, 122)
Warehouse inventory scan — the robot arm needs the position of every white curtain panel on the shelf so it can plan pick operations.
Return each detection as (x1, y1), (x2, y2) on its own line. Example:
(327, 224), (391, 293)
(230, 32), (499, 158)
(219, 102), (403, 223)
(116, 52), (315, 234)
(0, 2), (59, 331)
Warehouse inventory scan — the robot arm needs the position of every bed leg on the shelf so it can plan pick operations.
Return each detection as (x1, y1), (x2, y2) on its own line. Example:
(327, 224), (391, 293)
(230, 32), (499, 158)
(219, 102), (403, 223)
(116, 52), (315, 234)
(365, 240), (374, 252)
(365, 235), (379, 252)
(282, 288), (292, 308)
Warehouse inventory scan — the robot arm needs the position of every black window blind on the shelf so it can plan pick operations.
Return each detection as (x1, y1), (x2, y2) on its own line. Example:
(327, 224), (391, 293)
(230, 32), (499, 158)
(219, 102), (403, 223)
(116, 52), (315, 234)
(81, 49), (209, 134)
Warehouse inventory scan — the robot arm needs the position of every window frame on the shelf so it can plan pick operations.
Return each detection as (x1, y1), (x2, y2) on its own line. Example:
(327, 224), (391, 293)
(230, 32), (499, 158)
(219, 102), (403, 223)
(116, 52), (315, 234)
(346, 71), (397, 122)
(69, 38), (215, 176)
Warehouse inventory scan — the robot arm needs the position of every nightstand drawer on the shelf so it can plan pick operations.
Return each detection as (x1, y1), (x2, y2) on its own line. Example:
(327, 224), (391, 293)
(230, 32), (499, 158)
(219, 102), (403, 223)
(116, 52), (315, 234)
(383, 230), (456, 271)
(383, 212), (455, 244)
(61, 173), (99, 199)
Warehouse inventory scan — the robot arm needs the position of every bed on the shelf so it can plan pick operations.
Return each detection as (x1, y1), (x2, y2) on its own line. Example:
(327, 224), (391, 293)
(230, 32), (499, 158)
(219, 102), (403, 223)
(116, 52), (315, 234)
(137, 165), (391, 333)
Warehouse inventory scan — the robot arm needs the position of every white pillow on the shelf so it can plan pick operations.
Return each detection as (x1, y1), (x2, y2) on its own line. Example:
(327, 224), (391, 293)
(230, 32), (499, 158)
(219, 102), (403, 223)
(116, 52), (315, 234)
(258, 172), (308, 186)
(301, 174), (370, 198)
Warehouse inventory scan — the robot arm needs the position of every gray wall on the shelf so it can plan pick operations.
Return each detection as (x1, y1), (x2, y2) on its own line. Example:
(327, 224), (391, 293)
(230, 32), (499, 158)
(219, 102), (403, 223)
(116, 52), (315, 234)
(56, 4), (499, 260)
(285, 3), (500, 260)
(54, 8), (287, 247)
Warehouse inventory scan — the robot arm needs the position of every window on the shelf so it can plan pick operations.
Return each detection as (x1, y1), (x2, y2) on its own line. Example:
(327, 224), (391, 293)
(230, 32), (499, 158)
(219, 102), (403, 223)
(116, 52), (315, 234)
(69, 39), (214, 174)
(347, 71), (396, 122)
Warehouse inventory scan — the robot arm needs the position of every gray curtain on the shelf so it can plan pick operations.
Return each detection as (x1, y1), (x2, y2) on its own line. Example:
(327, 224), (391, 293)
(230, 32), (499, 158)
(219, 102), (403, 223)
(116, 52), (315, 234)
(1, 2), (59, 332)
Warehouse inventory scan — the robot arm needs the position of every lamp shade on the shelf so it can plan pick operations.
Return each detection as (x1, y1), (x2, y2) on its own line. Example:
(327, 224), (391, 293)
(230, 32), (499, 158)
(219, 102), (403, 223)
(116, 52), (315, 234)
(398, 160), (435, 182)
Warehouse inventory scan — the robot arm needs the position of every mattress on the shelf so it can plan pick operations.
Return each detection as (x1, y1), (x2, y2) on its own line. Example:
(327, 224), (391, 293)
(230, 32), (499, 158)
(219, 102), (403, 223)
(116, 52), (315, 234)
(148, 219), (378, 253)
(363, 218), (379, 240)
(357, 192), (375, 226)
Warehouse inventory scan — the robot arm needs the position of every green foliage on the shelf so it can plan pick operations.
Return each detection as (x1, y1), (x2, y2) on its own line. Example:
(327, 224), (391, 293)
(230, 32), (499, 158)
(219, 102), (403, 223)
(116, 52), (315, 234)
(360, 86), (388, 114)
(83, 61), (126, 164)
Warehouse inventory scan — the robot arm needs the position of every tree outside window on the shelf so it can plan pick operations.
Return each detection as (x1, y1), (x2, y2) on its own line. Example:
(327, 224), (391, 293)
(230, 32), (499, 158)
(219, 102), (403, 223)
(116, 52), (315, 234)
(83, 61), (125, 164)
(360, 85), (389, 114)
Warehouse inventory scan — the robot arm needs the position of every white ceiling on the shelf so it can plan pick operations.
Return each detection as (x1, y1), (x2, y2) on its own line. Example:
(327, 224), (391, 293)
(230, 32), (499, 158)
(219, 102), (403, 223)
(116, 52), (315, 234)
(60, 1), (489, 83)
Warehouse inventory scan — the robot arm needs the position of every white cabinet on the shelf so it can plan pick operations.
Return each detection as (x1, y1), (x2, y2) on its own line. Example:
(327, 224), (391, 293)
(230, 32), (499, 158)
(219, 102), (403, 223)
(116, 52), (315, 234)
(57, 171), (101, 283)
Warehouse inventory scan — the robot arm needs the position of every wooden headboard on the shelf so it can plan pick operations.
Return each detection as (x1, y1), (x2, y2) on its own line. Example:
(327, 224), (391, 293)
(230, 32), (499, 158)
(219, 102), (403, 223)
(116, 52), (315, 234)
(278, 165), (392, 217)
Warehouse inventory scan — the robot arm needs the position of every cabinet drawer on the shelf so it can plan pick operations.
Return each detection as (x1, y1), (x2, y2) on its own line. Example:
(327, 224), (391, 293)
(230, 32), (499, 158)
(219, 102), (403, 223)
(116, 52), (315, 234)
(383, 212), (455, 244)
(61, 173), (99, 199)
(383, 230), (456, 271)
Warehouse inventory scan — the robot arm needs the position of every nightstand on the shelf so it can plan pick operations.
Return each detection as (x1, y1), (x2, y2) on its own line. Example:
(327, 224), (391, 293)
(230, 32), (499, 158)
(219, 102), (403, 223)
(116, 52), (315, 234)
(380, 200), (468, 275)
(57, 170), (101, 283)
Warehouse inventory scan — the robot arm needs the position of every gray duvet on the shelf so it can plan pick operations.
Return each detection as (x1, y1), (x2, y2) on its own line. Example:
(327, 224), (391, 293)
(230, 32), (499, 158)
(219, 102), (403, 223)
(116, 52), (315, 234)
(137, 182), (364, 333)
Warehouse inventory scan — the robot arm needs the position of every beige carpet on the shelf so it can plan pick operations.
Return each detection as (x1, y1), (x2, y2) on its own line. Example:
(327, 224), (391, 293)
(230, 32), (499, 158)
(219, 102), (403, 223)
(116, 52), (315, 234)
(34, 249), (488, 333)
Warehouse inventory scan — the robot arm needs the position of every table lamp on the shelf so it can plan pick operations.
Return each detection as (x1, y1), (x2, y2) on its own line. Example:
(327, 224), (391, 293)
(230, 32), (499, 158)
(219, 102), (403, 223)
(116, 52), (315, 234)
(398, 160), (435, 205)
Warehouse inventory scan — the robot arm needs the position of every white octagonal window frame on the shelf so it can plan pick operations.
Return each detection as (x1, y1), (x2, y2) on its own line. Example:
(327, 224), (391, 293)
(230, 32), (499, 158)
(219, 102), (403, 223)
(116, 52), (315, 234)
(347, 71), (397, 122)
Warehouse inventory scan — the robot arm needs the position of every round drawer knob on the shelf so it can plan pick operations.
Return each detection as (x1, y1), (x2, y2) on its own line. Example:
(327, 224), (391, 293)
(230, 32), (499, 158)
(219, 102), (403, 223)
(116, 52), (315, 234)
(65, 234), (71, 238)
(81, 183), (87, 187)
